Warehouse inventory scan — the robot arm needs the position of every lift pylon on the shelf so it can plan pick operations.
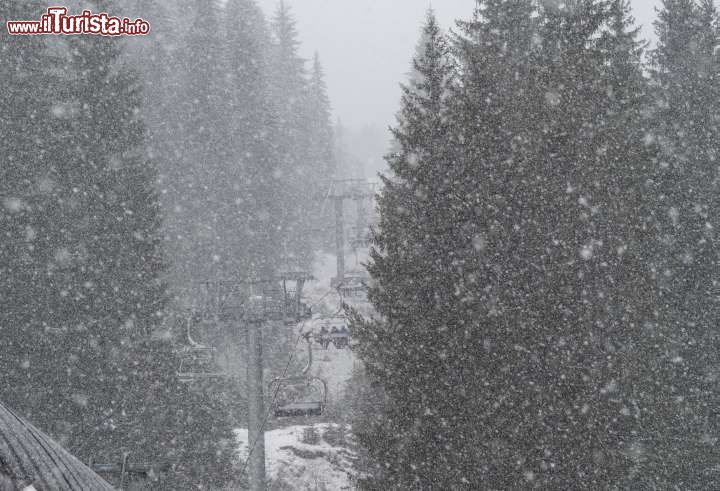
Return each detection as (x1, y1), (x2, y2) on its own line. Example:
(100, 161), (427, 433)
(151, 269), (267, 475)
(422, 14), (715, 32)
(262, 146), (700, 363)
(316, 179), (378, 288)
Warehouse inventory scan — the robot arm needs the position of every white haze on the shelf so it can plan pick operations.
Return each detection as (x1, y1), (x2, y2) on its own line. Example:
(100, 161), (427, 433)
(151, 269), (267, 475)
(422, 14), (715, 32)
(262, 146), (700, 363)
(256, 0), (662, 130)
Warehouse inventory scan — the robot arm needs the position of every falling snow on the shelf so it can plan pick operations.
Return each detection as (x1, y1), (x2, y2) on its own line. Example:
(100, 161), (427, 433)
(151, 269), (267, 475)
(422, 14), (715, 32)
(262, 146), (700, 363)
(1, 0), (717, 489)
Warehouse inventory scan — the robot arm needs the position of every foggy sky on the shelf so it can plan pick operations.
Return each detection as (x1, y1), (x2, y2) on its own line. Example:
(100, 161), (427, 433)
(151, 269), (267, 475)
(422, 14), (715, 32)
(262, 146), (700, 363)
(256, 0), (662, 131)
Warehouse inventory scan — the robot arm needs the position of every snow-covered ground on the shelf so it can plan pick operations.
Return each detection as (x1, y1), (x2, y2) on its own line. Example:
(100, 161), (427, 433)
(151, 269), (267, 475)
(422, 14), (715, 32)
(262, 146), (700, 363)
(235, 424), (358, 490)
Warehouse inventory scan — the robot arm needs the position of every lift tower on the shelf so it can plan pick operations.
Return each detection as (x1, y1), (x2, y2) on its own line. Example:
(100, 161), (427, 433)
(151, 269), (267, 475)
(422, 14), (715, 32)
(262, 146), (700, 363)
(188, 272), (313, 491)
(322, 179), (377, 288)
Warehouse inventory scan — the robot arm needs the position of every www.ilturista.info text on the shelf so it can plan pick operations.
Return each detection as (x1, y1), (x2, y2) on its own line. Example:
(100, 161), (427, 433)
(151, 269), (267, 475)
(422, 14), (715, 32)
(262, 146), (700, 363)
(7, 7), (150, 36)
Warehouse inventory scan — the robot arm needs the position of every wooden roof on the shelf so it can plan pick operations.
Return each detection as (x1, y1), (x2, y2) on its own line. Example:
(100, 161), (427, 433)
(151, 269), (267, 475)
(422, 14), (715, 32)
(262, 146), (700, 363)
(0, 401), (114, 490)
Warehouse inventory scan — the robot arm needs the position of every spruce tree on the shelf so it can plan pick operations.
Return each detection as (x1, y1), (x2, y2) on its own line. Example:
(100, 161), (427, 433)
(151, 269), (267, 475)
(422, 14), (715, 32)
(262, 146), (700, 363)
(504, 1), (654, 484)
(62, 23), (237, 487)
(177, 0), (231, 285)
(225, 0), (283, 279)
(450, 1), (547, 486)
(352, 10), (461, 487)
(2, 4), (238, 485)
(138, 0), (195, 291)
(269, 1), (316, 267)
(0, 0), (62, 420)
(306, 53), (336, 248)
(355, 1), (662, 486)
(645, 0), (720, 485)
(307, 53), (335, 180)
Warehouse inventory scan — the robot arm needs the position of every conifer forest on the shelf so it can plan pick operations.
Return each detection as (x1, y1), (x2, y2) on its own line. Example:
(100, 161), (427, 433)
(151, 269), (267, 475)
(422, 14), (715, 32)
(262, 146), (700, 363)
(2, 0), (720, 489)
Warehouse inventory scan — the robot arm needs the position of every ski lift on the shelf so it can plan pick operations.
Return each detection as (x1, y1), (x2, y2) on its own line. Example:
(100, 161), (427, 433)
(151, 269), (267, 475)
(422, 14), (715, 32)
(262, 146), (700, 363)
(176, 316), (225, 383)
(315, 323), (332, 350)
(269, 334), (328, 418)
(275, 269), (314, 324)
(314, 318), (350, 349)
(90, 453), (171, 489)
(177, 347), (225, 383)
(270, 376), (328, 417)
(337, 269), (369, 299)
(330, 325), (350, 349)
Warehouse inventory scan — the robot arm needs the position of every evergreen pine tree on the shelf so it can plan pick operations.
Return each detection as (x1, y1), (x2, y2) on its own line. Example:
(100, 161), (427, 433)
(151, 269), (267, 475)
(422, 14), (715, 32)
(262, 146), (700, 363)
(307, 53), (335, 179)
(171, 0), (233, 290)
(356, 1), (661, 486)
(225, 0), (283, 279)
(506, 1), (653, 483)
(352, 10), (461, 487)
(59, 23), (238, 488)
(450, 1), (548, 485)
(645, 0), (720, 484)
(138, 0), (196, 293)
(0, 0), (63, 420)
(306, 53), (336, 248)
(269, 1), (315, 267)
(2, 3), (238, 485)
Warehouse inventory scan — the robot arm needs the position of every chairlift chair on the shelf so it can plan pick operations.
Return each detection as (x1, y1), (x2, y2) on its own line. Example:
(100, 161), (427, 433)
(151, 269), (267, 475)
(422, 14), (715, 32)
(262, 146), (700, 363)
(269, 333), (328, 418)
(337, 269), (369, 300)
(313, 315), (351, 349)
(315, 324), (331, 350)
(269, 376), (328, 417)
(330, 328), (350, 349)
(176, 315), (225, 383)
(177, 348), (225, 383)
(327, 321), (350, 349)
(90, 453), (171, 489)
(280, 271), (314, 324)
(261, 271), (314, 324)
(339, 284), (366, 299)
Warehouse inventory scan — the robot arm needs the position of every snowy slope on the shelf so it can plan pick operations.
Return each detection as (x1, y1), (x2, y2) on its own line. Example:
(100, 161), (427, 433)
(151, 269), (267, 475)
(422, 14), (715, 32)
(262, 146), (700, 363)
(235, 424), (358, 490)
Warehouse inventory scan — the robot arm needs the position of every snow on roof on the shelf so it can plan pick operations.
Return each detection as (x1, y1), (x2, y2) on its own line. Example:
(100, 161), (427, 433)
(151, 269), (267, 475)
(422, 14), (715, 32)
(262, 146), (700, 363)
(0, 401), (115, 490)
